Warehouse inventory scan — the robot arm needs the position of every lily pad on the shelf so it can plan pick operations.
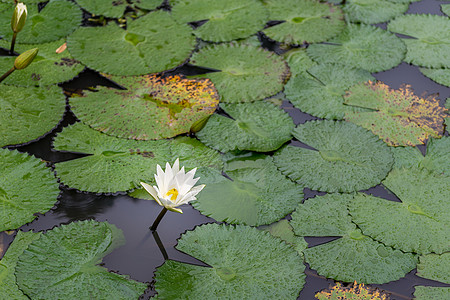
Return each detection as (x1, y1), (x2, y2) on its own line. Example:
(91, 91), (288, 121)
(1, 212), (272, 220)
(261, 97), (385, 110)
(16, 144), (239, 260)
(190, 43), (290, 103)
(420, 67), (450, 87)
(193, 156), (303, 226)
(260, 219), (308, 255)
(154, 223), (305, 299)
(416, 253), (450, 284)
(316, 282), (390, 300)
(15, 220), (147, 299)
(388, 14), (450, 68)
(283, 48), (317, 78)
(263, 0), (345, 44)
(392, 136), (449, 175)
(0, 85), (65, 147)
(442, 4), (450, 16)
(349, 168), (450, 254)
(75, 0), (162, 18)
(307, 24), (406, 72)
(0, 0), (82, 44)
(0, 231), (40, 300)
(170, 0), (268, 42)
(414, 287), (450, 300)
(67, 10), (195, 75)
(344, 81), (448, 146)
(0, 39), (83, 87)
(284, 63), (374, 119)
(70, 74), (219, 140)
(0, 148), (60, 231)
(343, 0), (409, 24)
(53, 122), (172, 193)
(291, 194), (417, 284)
(274, 120), (394, 193)
(196, 101), (294, 152)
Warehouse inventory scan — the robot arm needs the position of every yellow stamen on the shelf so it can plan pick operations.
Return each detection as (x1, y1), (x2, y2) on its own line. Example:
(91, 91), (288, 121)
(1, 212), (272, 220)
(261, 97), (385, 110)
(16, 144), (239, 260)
(166, 188), (178, 201)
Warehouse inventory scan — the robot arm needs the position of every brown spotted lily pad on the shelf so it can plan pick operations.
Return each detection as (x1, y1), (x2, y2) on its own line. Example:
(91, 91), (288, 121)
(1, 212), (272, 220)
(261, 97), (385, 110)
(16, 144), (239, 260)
(69, 75), (219, 140)
(344, 81), (448, 146)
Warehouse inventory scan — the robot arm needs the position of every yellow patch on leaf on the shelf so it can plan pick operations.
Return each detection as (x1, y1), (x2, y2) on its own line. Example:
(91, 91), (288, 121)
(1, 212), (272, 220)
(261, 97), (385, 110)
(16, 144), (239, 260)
(316, 281), (389, 300)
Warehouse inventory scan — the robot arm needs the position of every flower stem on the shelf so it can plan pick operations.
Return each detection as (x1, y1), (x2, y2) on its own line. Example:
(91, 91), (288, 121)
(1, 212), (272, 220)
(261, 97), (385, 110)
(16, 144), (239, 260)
(150, 207), (168, 231)
(10, 33), (17, 54)
(151, 230), (168, 260)
(0, 67), (15, 83)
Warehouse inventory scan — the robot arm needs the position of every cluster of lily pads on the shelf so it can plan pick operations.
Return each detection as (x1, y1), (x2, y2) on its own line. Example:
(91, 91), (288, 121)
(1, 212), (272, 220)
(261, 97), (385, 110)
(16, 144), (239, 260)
(0, 0), (449, 299)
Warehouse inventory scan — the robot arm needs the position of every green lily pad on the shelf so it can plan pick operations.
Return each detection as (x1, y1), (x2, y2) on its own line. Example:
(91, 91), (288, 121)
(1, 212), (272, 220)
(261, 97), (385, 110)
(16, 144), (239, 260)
(442, 4), (450, 16)
(274, 120), (394, 193)
(420, 67), (450, 87)
(154, 223), (305, 299)
(343, 0), (409, 24)
(193, 156), (303, 226)
(349, 168), (450, 254)
(190, 43), (290, 103)
(414, 287), (450, 300)
(307, 24), (406, 72)
(416, 253), (450, 284)
(263, 0), (345, 44)
(291, 193), (417, 284)
(0, 39), (83, 87)
(0, 0), (82, 44)
(388, 14), (450, 68)
(0, 148), (60, 231)
(284, 63), (374, 119)
(283, 48), (317, 79)
(170, 0), (268, 42)
(0, 231), (40, 300)
(67, 10), (195, 75)
(392, 136), (449, 176)
(0, 85), (65, 147)
(260, 219), (308, 255)
(75, 0), (162, 18)
(16, 220), (147, 299)
(344, 81), (448, 146)
(53, 122), (172, 193)
(70, 74), (219, 140)
(196, 101), (294, 152)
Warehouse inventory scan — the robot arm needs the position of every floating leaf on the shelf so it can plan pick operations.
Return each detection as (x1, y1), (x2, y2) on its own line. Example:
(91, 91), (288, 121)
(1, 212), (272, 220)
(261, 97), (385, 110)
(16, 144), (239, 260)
(274, 120), (394, 193)
(416, 253), (450, 284)
(349, 168), (450, 254)
(414, 287), (450, 300)
(0, 0), (82, 43)
(53, 123), (172, 193)
(442, 4), (450, 16)
(16, 220), (147, 299)
(307, 24), (406, 72)
(283, 48), (317, 78)
(316, 282), (389, 300)
(0, 149), (60, 231)
(154, 223), (305, 299)
(0, 85), (65, 147)
(70, 74), (219, 140)
(190, 43), (290, 103)
(193, 156), (303, 226)
(388, 14), (450, 68)
(196, 101), (294, 152)
(343, 0), (409, 24)
(0, 39), (83, 87)
(260, 219), (308, 255)
(262, 0), (345, 44)
(284, 63), (374, 119)
(0, 231), (40, 300)
(392, 136), (449, 175)
(75, 0), (162, 18)
(67, 10), (195, 75)
(291, 194), (417, 284)
(170, 0), (268, 42)
(344, 81), (448, 146)
(420, 67), (450, 87)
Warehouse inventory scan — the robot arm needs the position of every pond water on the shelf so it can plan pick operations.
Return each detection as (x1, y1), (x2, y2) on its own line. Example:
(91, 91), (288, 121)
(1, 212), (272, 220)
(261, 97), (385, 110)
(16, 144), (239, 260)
(1, 0), (449, 299)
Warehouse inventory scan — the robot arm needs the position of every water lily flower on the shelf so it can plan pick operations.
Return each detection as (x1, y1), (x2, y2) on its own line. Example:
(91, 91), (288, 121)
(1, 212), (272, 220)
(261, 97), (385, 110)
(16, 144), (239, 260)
(141, 159), (205, 230)
(11, 3), (27, 34)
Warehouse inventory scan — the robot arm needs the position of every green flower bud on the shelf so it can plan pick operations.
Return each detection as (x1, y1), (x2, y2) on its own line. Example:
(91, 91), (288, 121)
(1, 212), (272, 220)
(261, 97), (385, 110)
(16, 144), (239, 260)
(14, 48), (38, 70)
(11, 3), (27, 33)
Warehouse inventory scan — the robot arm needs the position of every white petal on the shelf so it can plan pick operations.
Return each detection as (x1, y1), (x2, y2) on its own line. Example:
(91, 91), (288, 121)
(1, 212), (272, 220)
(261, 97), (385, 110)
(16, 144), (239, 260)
(176, 184), (205, 205)
(140, 182), (163, 206)
(172, 158), (180, 174)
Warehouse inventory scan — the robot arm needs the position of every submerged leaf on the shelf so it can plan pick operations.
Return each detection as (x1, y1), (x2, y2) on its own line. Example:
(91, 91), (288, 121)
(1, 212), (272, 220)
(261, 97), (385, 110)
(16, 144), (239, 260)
(344, 81), (448, 146)
(343, 0), (409, 24)
(416, 253), (450, 284)
(70, 74), (219, 140)
(190, 43), (290, 103)
(15, 220), (147, 299)
(0, 149), (60, 231)
(154, 223), (305, 299)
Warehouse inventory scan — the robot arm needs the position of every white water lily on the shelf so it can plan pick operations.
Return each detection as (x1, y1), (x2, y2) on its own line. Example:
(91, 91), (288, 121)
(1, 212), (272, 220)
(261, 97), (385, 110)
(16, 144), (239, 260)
(11, 3), (27, 33)
(140, 158), (205, 214)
